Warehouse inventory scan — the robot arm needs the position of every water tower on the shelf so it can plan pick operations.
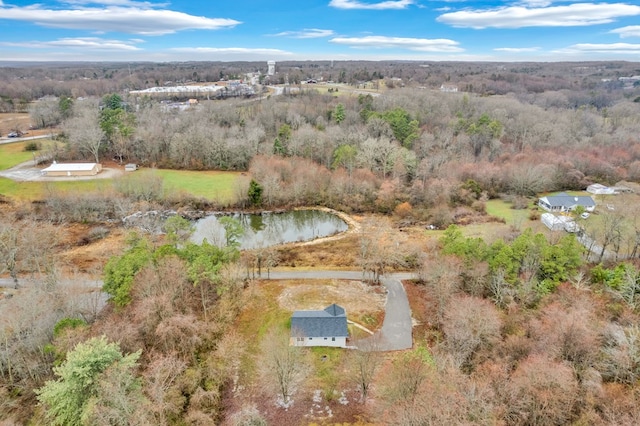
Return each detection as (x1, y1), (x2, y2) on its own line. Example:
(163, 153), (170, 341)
(267, 60), (276, 76)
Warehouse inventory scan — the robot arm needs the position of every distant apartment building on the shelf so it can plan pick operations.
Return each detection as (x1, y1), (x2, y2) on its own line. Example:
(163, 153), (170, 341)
(440, 84), (458, 93)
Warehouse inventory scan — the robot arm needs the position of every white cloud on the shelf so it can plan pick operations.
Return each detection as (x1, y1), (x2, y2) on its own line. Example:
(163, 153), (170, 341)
(170, 47), (293, 57)
(62, 0), (162, 8)
(0, 2), (240, 35)
(272, 29), (335, 38)
(517, 0), (552, 6)
(611, 25), (640, 38)
(330, 35), (463, 52)
(329, 0), (414, 10)
(556, 42), (640, 55)
(437, 3), (640, 29)
(494, 47), (541, 52)
(0, 37), (142, 50)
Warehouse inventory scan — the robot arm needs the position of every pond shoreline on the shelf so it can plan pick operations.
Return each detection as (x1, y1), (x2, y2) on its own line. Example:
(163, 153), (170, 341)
(190, 207), (354, 250)
(122, 206), (359, 248)
(292, 207), (361, 247)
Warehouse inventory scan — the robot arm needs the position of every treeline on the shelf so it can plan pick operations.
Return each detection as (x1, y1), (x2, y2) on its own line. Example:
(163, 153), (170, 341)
(2, 60), (640, 111)
(30, 82), (637, 224)
(0, 214), (251, 423)
(379, 219), (640, 424)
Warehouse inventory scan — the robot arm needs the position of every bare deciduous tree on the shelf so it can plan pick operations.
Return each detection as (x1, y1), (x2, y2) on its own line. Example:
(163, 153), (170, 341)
(358, 217), (407, 283)
(504, 355), (578, 426)
(63, 99), (105, 163)
(443, 295), (502, 371)
(260, 328), (306, 407)
(599, 323), (640, 385)
(349, 337), (382, 403)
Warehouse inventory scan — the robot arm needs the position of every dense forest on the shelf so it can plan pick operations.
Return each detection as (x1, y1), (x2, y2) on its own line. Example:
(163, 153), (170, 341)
(2, 60), (640, 425)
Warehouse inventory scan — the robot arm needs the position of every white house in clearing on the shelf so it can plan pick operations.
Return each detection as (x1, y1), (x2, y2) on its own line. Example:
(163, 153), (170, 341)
(538, 192), (596, 213)
(290, 304), (348, 348)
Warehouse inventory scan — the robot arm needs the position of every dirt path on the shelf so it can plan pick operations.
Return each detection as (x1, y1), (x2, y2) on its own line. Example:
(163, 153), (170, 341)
(294, 206), (361, 246)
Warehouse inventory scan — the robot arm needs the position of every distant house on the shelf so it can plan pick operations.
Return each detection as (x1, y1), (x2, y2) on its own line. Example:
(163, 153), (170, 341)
(41, 162), (102, 177)
(538, 192), (595, 213)
(290, 304), (349, 348)
(587, 183), (616, 195)
(440, 84), (458, 93)
(124, 163), (137, 172)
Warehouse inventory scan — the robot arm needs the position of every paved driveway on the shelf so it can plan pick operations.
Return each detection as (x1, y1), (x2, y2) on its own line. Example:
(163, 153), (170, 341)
(265, 270), (413, 351)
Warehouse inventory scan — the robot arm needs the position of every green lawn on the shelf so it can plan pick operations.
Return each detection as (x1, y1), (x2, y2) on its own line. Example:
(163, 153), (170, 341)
(0, 140), (55, 170)
(0, 178), (112, 201)
(485, 199), (531, 226)
(0, 178), (44, 200)
(155, 169), (247, 204)
(0, 164), (246, 203)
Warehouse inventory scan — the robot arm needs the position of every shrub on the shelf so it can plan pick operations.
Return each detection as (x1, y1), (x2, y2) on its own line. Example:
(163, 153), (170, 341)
(23, 141), (41, 152)
(87, 226), (109, 241)
(53, 318), (87, 338)
(394, 201), (413, 218)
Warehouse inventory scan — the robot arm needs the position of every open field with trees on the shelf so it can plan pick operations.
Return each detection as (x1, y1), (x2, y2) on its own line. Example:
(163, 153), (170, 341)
(2, 60), (640, 424)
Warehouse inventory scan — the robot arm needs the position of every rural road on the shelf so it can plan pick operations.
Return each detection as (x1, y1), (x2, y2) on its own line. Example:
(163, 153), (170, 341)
(0, 134), (55, 145)
(265, 270), (413, 351)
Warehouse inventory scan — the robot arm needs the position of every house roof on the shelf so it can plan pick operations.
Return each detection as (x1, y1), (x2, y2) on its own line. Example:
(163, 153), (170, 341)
(539, 192), (595, 208)
(291, 303), (348, 338)
(42, 163), (99, 172)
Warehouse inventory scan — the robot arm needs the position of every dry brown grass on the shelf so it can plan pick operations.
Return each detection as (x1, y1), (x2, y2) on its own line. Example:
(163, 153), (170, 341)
(0, 112), (52, 137)
(58, 224), (129, 274)
(276, 233), (361, 269)
(276, 279), (386, 330)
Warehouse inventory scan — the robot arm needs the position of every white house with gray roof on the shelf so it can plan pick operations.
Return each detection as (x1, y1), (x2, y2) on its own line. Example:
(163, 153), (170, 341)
(538, 192), (596, 213)
(290, 304), (348, 348)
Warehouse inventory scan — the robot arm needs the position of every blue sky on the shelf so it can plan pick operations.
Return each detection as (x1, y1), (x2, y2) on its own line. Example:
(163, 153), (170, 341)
(0, 0), (639, 62)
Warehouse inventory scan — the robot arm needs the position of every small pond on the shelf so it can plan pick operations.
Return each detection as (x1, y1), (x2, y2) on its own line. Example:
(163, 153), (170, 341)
(191, 209), (348, 250)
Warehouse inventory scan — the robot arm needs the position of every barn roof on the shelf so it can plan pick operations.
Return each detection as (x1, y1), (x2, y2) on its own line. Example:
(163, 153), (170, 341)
(42, 163), (99, 172)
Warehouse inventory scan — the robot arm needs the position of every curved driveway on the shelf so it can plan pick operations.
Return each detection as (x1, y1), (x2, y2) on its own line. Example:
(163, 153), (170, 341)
(265, 270), (413, 351)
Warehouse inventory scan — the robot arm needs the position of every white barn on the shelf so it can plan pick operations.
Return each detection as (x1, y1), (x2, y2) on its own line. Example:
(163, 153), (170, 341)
(41, 162), (102, 177)
(290, 304), (348, 348)
(538, 192), (596, 213)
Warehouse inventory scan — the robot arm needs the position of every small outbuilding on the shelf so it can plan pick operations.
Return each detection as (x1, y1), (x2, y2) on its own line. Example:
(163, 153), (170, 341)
(41, 162), (102, 177)
(587, 183), (616, 195)
(290, 304), (349, 348)
(124, 163), (138, 172)
(541, 213), (578, 232)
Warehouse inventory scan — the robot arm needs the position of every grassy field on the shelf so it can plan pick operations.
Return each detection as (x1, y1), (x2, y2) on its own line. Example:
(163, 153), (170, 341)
(0, 179), (43, 200)
(0, 140), (52, 170)
(485, 199), (531, 226)
(0, 178), (113, 201)
(0, 142), (246, 203)
(155, 169), (247, 204)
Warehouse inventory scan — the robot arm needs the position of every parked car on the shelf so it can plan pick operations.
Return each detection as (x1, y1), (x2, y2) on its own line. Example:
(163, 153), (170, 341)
(580, 212), (590, 219)
(7, 131), (20, 138)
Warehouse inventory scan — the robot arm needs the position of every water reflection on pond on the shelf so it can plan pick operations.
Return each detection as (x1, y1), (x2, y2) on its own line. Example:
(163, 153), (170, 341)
(191, 210), (348, 250)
